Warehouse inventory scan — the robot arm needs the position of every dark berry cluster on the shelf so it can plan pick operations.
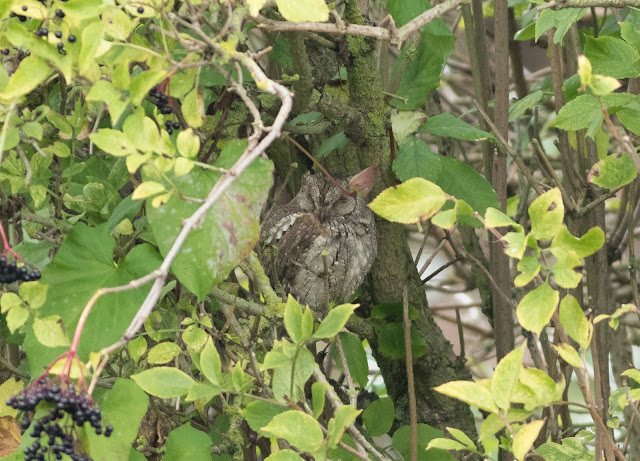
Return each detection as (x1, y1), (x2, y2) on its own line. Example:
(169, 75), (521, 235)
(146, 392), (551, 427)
(6, 378), (113, 461)
(148, 87), (182, 134)
(0, 255), (40, 284)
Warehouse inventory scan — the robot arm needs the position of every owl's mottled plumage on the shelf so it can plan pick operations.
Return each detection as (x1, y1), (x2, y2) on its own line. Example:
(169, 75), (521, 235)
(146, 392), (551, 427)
(260, 173), (377, 310)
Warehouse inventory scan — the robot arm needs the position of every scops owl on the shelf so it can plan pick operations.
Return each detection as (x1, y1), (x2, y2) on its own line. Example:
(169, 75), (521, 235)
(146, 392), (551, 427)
(260, 173), (378, 310)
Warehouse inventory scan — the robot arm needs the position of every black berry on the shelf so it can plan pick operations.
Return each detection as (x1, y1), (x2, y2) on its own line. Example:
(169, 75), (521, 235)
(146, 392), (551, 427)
(21, 5), (27, 11)
(55, 9), (65, 18)
(68, 34), (76, 43)
(172, 121), (180, 130)
(137, 6), (144, 13)
(2, 49), (9, 55)
(54, 31), (62, 38)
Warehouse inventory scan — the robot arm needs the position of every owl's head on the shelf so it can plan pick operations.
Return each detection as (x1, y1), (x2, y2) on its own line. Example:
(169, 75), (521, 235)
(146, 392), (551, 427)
(295, 173), (368, 221)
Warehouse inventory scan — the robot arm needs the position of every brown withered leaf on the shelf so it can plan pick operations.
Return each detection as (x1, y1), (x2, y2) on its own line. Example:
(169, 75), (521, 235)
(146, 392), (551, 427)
(0, 415), (21, 456)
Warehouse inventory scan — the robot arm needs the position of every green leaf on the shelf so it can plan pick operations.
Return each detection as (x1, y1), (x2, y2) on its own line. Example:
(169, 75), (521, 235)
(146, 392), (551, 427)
(313, 304), (357, 339)
(584, 36), (640, 79)
(131, 367), (194, 398)
(509, 90), (544, 122)
(433, 380), (498, 413)
(0, 55), (53, 102)
(79, 22), (105, 81)
(536, 437), (593, 460)
(232, 362), (245, 391)
(85, 378), (149, 461)
(22, 121), (43, 141)
(369, 177), (446, 224)
(146, 139), (273, 299)
(284, 295), (313, 344)
(24, 224), (161, 376)
(177, 128), (200, 158)
(535, 9), (586, 44)
(550, 248), (583, 289)
(551, 225), (604, 258)
(316, 132), (348, 159)
(200, 339), (222, 386)
(265, 451), (304, 461)
(550, 94), (602, 137)
(392, 424), (456, 461)
(588, 153), (638, 189)
(514, 256), (541, 287)
(427, 438), (468, 451)
(374, 322), (426, 359)
(1, 293), (24, 313)
(622, 368), (640, 385)
(516, 282), (559, 335)
(132, 181), (166, 200)
(518, 368), (565, 410)
(261, 410), (324, 452)
(129, 70), (169, 106)
(553, 343), (583, 368)
(128, 336), (147, 362)
(528, 188), (564, 240)
(6, 305), (29, 333)
(182, 325), (208, 351)
(185, 381), (220, 402)
(275, 0), (329, 22)
(384, 0), (430, 26)
(32, 315), (70, 348)
(393, 137), (499, 220)
(147, 342), (182, 365)
(513, 420), (545, 461)
(182, 89), (205, 128)
(164, 424), (213, 461)
(242, 400), (288, 436)
(0, 378), (23, 418)
(484, 207), (522, 231)
(327, 405), (361, 448)
(331, 332), (369, 388)
(362, 397), (394, 437)
(447, 427), (476, 450)
(91, 129), (138, 157)
(419, 113), (494, 141)
(391, 23), (454, 110)
(391, 111), (427, 142)
(311, 382), (328, 419)
(491, 345), (524, 410)
(271, 345), (315, 402)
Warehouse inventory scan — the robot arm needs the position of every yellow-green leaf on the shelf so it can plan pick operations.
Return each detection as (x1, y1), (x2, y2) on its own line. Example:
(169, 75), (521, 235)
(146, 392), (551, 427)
(513, 420), (545, 460)
(275, 0), (329, 22)
(369, 177), (446, 224)
(33, 315), (70, 348)
(516, 282), (558, 335)
(132, 181), (166, 200)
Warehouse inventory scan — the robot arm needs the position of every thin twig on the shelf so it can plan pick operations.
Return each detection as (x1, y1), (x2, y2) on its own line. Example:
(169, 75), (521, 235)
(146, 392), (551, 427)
(403, 286), (418, 461)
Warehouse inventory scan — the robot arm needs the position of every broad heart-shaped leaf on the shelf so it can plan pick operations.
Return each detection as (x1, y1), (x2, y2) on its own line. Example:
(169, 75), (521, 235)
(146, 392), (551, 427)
(551, 225), (604, 258)
(85, 379), (149, 461)
(131, 367), (194, 398)
(393, 137), (499, 222)
(419, 113), (494, 142)
(261, 410), (324, 453)
(369, 177), (446, 224)
(163, 424), (213, 461)
(584, 36), (640, 79)
(550, 248), (583, 289)
(513, 420), (545, 461)
(313, 304), (357, 339)
(24, 224), (161, 377)
(529, 188), (564, 240)
(550, 94), (602, 138)
(275, 0), (329, 22)
(433, 380), (498, 413)
(362, 397), (394, 437)
(516, 282), (559, 335)
(146, 139), (273, 299)
(391, 22), (455, 111)
(559, 295), (592, 350)
(491, 345), (525, 410)
(588, 153), (638, 189)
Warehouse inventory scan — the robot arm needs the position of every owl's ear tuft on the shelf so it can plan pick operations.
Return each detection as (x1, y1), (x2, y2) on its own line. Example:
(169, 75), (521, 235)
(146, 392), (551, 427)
(348, 165), (379, 196)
